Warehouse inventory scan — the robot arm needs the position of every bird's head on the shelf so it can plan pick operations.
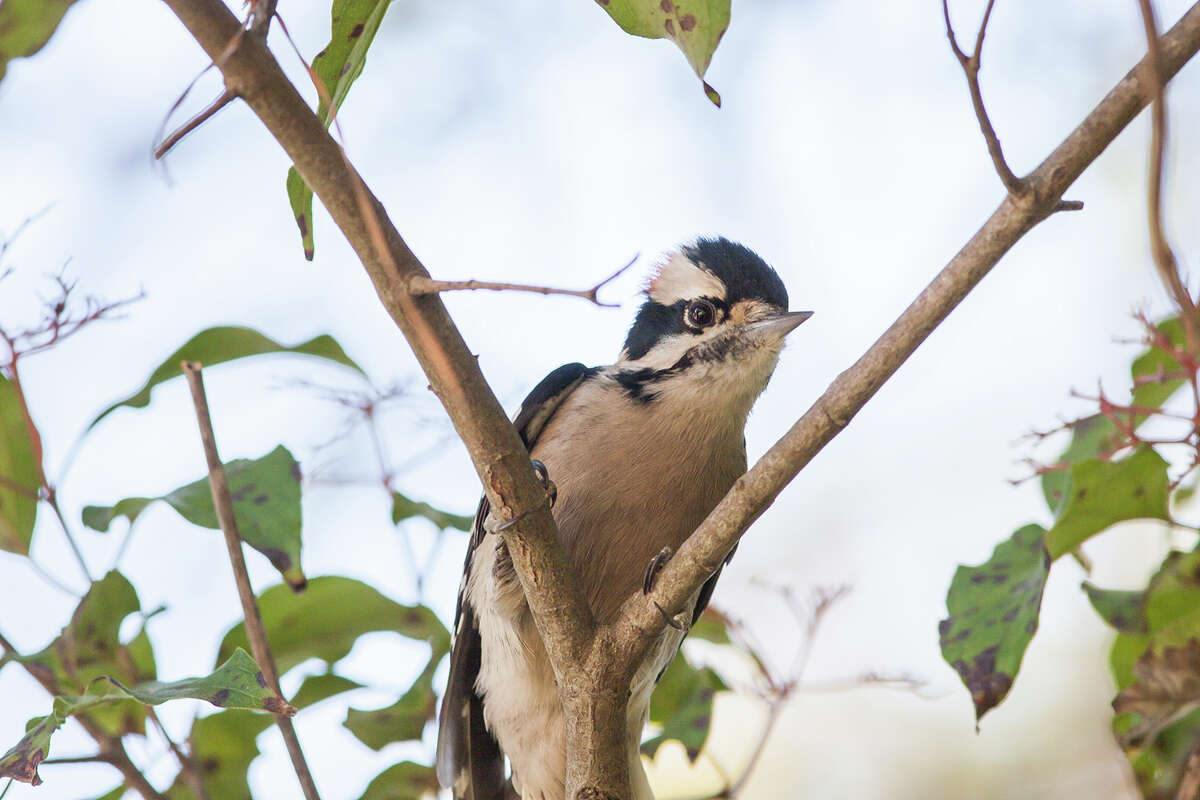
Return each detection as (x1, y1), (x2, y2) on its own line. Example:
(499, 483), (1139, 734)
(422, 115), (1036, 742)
(616, 237), (810, 410)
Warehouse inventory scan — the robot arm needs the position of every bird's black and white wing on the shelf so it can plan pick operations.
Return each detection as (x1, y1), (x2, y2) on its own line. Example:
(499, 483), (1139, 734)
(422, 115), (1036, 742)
(435, 362), (595, 800)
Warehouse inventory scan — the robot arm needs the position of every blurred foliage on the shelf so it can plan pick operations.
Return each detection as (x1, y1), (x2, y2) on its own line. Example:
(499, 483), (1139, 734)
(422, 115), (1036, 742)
(942, 313), (1200, 797)
(0, 376), (37, 554)
(0, 0), (86, 83)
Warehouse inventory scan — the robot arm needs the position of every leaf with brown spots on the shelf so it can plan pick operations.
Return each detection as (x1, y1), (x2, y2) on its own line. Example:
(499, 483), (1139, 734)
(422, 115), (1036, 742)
(593, 0), (730, 106)
(16, 570), (156, 738)
(286, 0), (395, 259)
(641, 652), (726, 762)
(164, 671), (361, 800)
(1083, 582), (1149, 635)
(85, 445), (307, 590)
(217, 576), (449, 676)
(939, 524), (1050, 721)
(1044, 446), (1170, 560)
(0, 649), (285, 786)
(0, 375), (38, 555)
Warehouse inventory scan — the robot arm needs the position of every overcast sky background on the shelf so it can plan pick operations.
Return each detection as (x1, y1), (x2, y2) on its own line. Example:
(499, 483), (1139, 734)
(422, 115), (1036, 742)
(2, 0), (1200, 798)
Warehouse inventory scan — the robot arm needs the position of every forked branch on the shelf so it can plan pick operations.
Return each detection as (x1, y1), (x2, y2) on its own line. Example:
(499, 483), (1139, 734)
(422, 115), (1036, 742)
(407, 254), (638, 308)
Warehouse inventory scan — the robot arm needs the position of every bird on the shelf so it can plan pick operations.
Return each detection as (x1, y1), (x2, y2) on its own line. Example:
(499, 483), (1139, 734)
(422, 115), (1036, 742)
(435, 237), (811, 800)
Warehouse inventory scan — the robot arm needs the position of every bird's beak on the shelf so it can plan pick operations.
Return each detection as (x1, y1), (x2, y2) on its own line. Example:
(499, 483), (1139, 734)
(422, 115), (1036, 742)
(743, 310), (813, 342)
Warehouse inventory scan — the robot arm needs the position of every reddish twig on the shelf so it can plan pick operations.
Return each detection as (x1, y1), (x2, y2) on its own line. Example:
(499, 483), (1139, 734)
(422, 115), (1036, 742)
(181, 362), (319, 800)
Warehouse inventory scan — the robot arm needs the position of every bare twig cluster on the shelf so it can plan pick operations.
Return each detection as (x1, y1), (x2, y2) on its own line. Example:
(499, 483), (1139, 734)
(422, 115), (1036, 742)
(152, 0), (1200, 795)
(698, 586), (923, 799)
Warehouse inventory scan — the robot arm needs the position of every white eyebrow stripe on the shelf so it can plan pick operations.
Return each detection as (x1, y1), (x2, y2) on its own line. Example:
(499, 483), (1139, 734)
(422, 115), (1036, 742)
(646, 252), (726, 305)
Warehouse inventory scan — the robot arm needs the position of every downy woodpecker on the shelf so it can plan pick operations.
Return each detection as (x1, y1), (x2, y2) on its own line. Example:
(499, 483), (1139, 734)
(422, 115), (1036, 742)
(436, 237), (811, 800)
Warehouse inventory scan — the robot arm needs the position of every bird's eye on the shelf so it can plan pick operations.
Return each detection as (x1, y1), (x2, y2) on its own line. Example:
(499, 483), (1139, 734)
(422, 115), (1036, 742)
(684, 299), (716, 329)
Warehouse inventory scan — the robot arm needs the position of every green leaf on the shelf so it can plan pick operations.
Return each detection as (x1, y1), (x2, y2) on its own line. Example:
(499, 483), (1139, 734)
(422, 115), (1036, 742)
(287, 0), (395, 259)
(1083, 582), (1148, 634)
(0, 375), (38, 555)
(1044, 447), (1171, 560)
(390, 491), (472, 531)
(939, 524), (1050, 721)
(344, 658), (437, 750)
(89, 785), (127, 800)
(19, 571), (155, 737)
(358, 761), (439, 800)
(1108, 551), (1200, 690)
(217, 576), (449, 676)
(85, 445), (307, 590)
(0, 0), (86, 83)
(641, 655), (726, 762)
(1040, 415), (1120, 512)
(286, 169), (316, 261)
(594, 0), (730, 106)
(0, 649), (288, 786)
(86, 326), (365, 431)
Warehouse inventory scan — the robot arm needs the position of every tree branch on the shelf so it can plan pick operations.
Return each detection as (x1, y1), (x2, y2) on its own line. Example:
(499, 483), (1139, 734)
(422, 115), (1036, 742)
(181, 362), (319, 800)
(1136, 0), (1200, 352)
(610, 0), (1200, 713)
(158, 0), (596, 699)
(154, 1), (1200, 798)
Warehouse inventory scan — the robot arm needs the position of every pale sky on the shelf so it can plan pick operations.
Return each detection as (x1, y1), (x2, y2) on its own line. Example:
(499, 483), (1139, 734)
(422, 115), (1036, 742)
(2, 0), (1200, 798)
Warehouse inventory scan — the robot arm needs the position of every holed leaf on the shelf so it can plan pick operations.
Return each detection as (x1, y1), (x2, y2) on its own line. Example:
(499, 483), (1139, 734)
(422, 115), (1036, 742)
(391, 491), (472, 531)
(0, 649), (288, 786)
(594, 0), (730, 106)
(939, 524), (1050, 721)
(84, 445), (306, 589)
(1044, 446), (1170, 560)
(642, 654), (726, 762)
(358, 761), (439, 800)
(86, 326), (364, 431)
(287, 0), (395, 259)
(218, 576), (449, 676)
(0, 0), (86, 83)
(0, 375), (39, 555)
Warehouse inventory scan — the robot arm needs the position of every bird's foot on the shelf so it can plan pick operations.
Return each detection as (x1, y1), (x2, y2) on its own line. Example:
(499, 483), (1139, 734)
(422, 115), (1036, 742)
(643, 546), (673, 594)
(530, 459), (557, 508)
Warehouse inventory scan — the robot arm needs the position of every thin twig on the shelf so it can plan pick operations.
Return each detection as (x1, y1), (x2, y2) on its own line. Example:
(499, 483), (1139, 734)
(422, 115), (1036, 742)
(38, 754), (117, 765)
(181, 362), (320, 800)
(406, 254), (639, 308)
(153, 90), (234, 160)
(942, 0), (1023, 193)
(1137, 0), (1200, 353)
(146, 706), (209, 800)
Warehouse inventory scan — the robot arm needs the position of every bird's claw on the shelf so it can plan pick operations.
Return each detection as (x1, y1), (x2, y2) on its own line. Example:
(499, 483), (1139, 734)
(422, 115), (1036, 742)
(530, 459), (557, 508)
(643, 546), (673, 594)
(654, 601), (684, 631)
